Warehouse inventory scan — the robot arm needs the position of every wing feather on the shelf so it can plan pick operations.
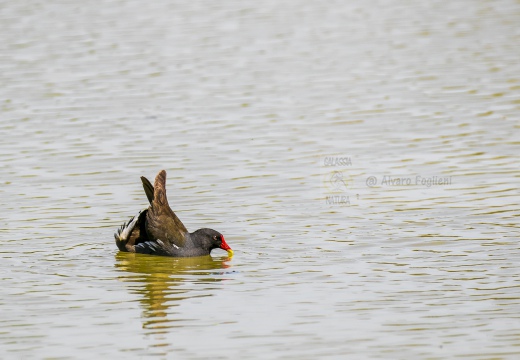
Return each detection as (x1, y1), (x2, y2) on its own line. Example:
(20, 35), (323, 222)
(145, 170), (188, 248)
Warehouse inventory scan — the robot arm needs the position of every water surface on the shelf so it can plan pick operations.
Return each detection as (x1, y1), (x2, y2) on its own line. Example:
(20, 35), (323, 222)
(1, 0), (520, 358)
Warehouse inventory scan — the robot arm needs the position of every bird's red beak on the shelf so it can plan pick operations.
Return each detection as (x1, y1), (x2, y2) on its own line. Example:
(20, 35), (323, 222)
(220, 235), (233, 257)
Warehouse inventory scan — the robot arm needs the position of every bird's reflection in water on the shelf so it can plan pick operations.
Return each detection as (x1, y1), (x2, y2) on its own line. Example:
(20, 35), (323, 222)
(115, 252), (232, 335)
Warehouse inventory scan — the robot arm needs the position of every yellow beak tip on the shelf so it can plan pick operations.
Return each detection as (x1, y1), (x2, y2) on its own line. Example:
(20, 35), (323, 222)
(227, 249), (234, 257)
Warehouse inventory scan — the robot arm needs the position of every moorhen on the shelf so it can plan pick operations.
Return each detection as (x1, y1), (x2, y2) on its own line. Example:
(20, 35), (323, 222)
(115, 170), (233, 257)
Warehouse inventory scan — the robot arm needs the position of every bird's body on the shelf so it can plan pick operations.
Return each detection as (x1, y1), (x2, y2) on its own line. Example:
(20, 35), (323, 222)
(115, 170), (232, 257)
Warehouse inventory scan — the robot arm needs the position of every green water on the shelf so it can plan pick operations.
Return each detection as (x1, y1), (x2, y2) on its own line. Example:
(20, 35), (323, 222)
(1, 0), (519, 358)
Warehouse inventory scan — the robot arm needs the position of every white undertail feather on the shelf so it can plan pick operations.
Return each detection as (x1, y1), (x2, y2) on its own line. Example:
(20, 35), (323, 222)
(114, 210), (142, 241)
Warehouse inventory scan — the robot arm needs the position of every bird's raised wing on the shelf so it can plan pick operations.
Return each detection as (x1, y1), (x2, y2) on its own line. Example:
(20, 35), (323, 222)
(142, 170), (188, 248)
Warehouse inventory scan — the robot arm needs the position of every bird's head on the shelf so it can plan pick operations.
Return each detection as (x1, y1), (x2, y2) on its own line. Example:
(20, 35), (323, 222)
(192, 228), (233, 257)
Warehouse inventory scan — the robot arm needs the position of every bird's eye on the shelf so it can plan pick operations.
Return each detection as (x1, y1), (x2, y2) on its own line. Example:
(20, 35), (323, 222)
(213, 235), (217, 240)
